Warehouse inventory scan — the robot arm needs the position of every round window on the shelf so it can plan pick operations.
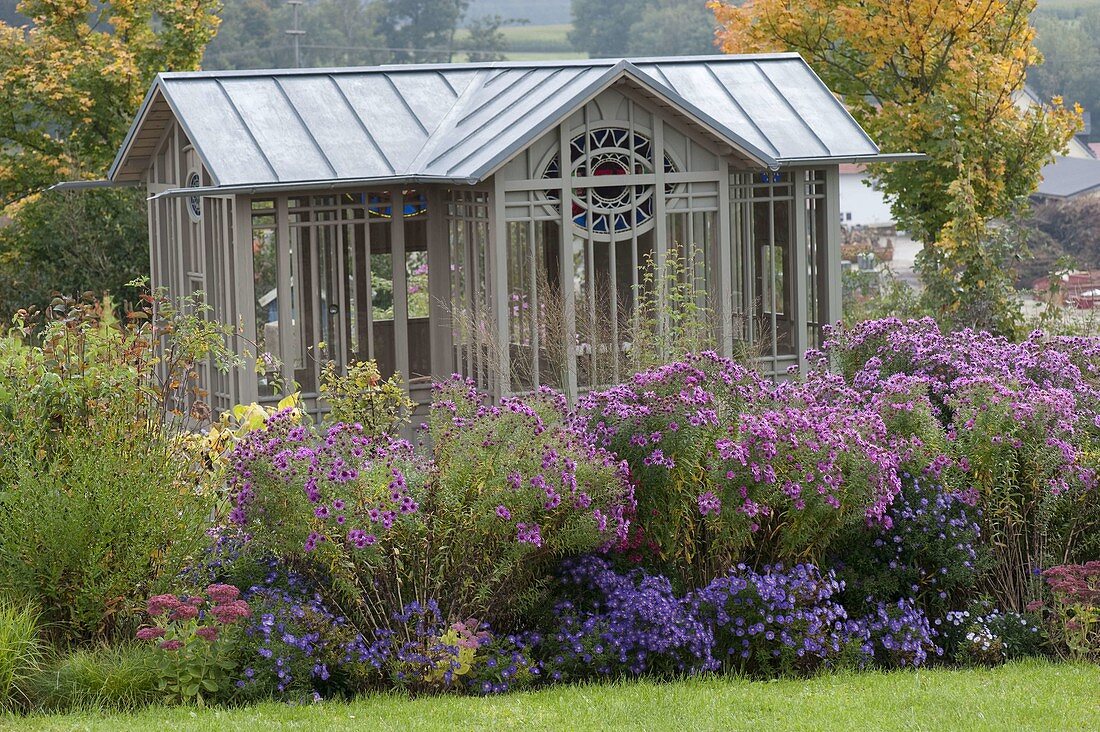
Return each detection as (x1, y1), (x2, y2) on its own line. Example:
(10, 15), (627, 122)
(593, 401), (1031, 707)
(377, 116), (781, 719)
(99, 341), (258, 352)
(186, 170), (203, 223)
(540, 126), (679, 240)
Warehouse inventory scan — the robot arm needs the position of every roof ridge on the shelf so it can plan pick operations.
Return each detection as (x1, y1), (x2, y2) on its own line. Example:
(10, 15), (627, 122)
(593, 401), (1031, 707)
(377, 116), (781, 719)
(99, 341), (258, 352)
(163, 53), (806, 80)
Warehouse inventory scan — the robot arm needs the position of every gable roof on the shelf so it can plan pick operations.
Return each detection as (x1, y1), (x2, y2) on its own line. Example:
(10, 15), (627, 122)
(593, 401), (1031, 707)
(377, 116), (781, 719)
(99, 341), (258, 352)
(110, 54), (892, 191)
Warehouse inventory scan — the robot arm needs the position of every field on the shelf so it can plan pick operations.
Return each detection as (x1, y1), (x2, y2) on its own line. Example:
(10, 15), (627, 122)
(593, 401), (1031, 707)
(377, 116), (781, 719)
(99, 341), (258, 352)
(454, 23), (586, 62)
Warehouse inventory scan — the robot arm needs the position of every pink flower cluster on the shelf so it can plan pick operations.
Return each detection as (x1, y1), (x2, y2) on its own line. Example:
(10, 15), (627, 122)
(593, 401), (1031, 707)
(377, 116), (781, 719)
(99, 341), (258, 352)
(138, 584), (251, 650)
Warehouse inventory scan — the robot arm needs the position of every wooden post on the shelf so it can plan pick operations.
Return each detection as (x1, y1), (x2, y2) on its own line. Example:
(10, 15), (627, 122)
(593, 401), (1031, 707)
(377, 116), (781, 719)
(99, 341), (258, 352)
(392, 190), (411, 403)
(823, 166), (843, 331)
(426, 187), (453, 382)
(491, 176), (509, 399)
(233, 194), (259, 405)
(792, 168), (809, 373)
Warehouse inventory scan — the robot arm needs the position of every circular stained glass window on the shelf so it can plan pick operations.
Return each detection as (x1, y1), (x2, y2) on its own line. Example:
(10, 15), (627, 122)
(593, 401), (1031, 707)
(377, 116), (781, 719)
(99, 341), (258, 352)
(186, 170), (203, 223)
(541, 126), (679, 240)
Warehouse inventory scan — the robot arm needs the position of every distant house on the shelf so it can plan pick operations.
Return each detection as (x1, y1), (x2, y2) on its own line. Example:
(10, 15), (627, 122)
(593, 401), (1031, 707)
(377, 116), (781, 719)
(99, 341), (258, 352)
(69, 55), (915, 418)
(841, 87), (1098, 229)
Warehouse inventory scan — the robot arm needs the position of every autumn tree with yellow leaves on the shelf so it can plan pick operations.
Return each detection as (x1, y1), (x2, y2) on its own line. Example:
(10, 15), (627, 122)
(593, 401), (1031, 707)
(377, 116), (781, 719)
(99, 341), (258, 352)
(710, 0), (1082, 335)
(0, 0), (220, 313)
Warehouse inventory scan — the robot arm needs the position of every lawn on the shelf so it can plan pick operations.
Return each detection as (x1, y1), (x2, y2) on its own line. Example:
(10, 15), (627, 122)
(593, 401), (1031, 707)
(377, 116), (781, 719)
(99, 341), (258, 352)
(8, 660), (1098, 732)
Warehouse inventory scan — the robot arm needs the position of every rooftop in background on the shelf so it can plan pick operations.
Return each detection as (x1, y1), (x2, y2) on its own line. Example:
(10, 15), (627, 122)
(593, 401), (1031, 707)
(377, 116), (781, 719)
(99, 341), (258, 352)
(1035, 155), (1100, 200)
(110, 54), (904, 192)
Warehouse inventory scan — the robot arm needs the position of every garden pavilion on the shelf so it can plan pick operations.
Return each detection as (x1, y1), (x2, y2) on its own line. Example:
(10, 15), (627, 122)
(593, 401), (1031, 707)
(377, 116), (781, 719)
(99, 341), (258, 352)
(98, 54), (918, 418)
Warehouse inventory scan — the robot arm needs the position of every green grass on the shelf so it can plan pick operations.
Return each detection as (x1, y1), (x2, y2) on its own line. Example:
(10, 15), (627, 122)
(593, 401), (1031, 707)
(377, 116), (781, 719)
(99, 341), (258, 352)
(6, 659), (1099, 731)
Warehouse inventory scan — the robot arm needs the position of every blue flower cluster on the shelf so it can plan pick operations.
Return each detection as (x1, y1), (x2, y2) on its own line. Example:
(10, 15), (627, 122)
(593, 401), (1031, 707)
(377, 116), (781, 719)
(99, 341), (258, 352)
(539, 556), (716, 679)
(845, 599), (940, 667)
(533, 556), (936, 681)
(236, 562), (370, 700)
(833, 473), (981, 621)
(692, 562), (853, 675)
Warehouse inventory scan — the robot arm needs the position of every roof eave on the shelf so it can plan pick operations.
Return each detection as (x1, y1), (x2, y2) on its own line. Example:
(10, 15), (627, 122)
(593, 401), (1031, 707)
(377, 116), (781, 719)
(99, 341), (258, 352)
(778, 152), (927, 166)
(149, 175), (481, 199)
(107, 79), (165, 182)
(48, 179), (140, 192)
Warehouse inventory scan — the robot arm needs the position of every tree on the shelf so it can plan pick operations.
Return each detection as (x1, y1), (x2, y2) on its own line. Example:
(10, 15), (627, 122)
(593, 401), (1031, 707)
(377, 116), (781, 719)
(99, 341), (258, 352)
(627, 1), (718, 57)
(711, 0), (1082, 335)
(0, 0), (221, 206)
(1030, 9), (1100, 136)
(461, 14), (512, 62)
(0, 188), (148, 317)
(377, 0), (469, 63)
(0, 0), (221, 312)
(569, 0), (654, 58)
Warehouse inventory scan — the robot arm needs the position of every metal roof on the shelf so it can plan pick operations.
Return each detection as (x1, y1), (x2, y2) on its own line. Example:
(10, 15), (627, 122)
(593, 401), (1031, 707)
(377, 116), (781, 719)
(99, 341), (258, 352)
(1035, 155), (1100, 200)
(110, 54), (886, 189)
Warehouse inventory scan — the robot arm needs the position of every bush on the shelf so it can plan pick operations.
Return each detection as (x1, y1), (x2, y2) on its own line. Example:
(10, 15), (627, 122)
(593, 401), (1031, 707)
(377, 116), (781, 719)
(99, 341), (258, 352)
(832, 472), (983, 623)
(1041, 562), (1100, 661)
(227, 378), (634, 638)
(814, 318), (1100, 611)
(236, 562), (368, 701)
(0, 294), (231, 645)
(0, 599), (44, 712)
(318, 359), (413, 434)
(576, 353), (901, 585)
(27, 644), (160, 712)
(537, 558), (881, 683)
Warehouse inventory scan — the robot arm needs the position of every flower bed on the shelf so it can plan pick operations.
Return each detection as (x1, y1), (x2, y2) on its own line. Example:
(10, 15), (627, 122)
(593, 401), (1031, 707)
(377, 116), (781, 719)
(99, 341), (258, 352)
(0, 315), (1096, 712)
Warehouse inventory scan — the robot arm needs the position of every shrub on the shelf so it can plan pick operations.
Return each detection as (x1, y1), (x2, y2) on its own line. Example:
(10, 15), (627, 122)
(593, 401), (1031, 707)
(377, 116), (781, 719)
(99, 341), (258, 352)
(136, 585), (251, 705)
(814, 318), (1100, 611)
(318, 359), (413, 434)
(832, 472), (983, 622)
(0, 293), (230, 645)
(0, 599), (44, 712)
(227, 378), (634, 637)
(691, 563), (855, 676)
(28, 644), (160, 712)
(941, 608), (1044, 666)
(536, 559), (889, 683)
(576, 353), (901, 585)
(356, 600), (537, 695)
(236, 562), (368, 701)
(538, 555), (715, 680)
(845, 599), (939, 668)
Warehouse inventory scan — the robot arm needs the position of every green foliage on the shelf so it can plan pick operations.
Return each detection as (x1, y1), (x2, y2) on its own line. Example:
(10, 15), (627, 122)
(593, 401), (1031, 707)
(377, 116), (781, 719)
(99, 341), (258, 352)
(842, 268), (928, 327)
(627, 246), (724, 373)
(626, 1), (718, 56)
(713, 0), (1082, 336)
(571, 0), (716, 57)
(319, 359), (413, 435)
(0, 188), (148, 317)
(461, 14), (513, 62)
(1030, 7), (1100, 136)
(377, 0), (469, 63)
(0, 599), (44, 713)
(0, 293), (236, 646)
(27, 644), (160, 713)
(140, 595), (245, 708)
(204, 0), (391, 69)
(0, 415), (209, 645)
(0, 0), (220, 205)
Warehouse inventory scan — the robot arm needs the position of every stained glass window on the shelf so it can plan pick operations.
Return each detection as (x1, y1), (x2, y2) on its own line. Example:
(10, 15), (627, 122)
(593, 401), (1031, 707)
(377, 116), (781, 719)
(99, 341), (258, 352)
(541, 127), (678, 240)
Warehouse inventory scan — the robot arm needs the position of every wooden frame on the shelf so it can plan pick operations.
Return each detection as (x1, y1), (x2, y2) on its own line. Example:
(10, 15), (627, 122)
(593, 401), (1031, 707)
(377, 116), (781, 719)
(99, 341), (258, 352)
(143, 88), (844, 416)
